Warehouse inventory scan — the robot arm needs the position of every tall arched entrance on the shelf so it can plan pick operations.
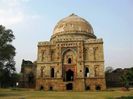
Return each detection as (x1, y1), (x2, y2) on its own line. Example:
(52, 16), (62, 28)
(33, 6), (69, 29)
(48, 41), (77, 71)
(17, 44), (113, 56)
(62, 48), (77, 83)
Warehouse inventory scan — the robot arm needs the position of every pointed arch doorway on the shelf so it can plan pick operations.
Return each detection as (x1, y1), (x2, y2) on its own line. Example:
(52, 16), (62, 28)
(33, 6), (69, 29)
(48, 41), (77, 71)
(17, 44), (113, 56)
(66, 83), (73, 90)
(66, 69), (74, 81)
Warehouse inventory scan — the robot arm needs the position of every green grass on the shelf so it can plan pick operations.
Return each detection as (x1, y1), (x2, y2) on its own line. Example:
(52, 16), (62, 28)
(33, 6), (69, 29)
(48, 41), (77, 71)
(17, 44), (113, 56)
(0, 88), (133, 99)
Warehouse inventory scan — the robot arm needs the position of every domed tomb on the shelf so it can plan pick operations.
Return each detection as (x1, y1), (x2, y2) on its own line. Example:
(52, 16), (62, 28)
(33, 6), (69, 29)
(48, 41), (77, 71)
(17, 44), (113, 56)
(51, 13), (96, 41)
(36, 14), (106, 91)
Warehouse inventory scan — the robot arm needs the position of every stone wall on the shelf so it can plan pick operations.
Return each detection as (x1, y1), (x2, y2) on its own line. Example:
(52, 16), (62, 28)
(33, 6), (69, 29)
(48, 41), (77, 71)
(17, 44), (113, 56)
(85, 78), (106, 90)
(36, 36), (106, 91)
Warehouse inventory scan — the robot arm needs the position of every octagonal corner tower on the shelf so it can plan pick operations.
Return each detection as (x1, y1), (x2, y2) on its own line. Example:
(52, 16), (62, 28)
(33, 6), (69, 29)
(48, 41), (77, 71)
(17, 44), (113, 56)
(36, 14), (106, 91)
(50, 13), (96, 42)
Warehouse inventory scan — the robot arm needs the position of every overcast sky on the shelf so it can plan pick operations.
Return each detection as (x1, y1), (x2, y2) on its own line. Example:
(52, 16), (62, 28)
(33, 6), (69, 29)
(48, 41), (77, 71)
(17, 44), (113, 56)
(0, 0), (133, 72)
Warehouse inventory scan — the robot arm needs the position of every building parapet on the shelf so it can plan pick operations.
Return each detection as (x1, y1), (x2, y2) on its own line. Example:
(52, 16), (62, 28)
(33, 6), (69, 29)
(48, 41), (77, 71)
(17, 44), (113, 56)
(38, 41), (51, 46)
(56, 38), (83, 42)
(85, 38), (103, 43)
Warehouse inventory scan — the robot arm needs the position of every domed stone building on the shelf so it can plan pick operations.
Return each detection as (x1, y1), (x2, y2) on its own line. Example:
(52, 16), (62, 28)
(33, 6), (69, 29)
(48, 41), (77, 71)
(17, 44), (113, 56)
(36, 14), (106, 91)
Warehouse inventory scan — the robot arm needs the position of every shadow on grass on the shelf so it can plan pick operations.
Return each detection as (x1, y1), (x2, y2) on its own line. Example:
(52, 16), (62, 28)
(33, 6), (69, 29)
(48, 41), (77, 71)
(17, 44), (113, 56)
(116, 96), (133, 99)
(0, 88), (25, 97)
(11, 88), (32, 91)
(0, 93), (21, 97)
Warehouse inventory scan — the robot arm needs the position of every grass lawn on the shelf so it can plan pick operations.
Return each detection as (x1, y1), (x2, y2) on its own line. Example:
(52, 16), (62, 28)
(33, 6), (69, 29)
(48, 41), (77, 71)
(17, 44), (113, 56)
(0, 88), (133, 99)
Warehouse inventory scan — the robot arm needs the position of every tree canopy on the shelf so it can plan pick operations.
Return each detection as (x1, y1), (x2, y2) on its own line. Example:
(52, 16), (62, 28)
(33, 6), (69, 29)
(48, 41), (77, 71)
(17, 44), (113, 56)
(0, 25), (16, 87)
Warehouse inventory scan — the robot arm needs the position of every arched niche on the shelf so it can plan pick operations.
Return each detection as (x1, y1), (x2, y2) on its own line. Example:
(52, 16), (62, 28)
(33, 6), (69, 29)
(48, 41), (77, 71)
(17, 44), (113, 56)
(40, 85), (44, 91)
(62, 48), (76, 65)
(85, 67), (89, 77)
(96, 85), (101, 90)
(51, 68), (54, 78)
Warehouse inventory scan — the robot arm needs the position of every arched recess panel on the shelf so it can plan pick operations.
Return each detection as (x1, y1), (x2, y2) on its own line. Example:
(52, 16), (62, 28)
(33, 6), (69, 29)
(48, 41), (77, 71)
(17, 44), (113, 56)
(62, 48), (77, 65)
(62, 48), (77, 81)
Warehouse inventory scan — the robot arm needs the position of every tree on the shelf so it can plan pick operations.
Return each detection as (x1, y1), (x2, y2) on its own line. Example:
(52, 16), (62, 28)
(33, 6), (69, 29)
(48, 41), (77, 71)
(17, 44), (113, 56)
(105, 66), (114, 87)
(121, 67), (133, 90)
(121, 74), (130, 90)
(105, 66), (114, 73)
(11, 73), (21, 87)
(0, 25), (16, 87)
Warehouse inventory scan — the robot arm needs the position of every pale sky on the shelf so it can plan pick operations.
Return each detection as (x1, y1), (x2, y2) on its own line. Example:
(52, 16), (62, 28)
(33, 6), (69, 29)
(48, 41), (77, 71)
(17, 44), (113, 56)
(0, 0), (133, 72)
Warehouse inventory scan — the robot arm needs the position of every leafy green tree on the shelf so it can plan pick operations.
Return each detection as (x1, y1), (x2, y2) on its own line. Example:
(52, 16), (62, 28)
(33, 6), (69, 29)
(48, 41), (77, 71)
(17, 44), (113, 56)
(121, 67), (133, 90)
(11, 73), (21, 87)
(0, 25), (16, 87)
(121, 74), (129, 90)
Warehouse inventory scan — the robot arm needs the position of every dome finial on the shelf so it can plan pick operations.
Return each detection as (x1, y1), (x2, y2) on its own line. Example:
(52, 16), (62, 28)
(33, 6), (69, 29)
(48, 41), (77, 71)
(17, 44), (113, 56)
(69, 13), (77, 16)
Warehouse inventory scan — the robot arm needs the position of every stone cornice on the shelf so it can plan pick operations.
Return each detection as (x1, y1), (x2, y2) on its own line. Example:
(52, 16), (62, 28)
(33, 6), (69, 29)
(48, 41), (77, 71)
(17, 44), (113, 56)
(85, 38), (103, 44)
(37, 61), (61, 64)
(50, 31), (96, 41)
(84, 60), (104, 63)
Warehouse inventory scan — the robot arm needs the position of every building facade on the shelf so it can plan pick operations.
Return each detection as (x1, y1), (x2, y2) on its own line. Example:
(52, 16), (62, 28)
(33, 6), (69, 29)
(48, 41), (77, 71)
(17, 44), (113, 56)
(36, 14), (106, 91)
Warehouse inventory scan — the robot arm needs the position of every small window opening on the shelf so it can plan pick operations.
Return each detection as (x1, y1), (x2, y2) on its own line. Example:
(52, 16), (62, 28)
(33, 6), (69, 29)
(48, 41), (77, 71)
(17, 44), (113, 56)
(49, 86), (53, 91)
(68, 58), (72, 64)
(85, 67), (89, 77)
(51, 68), (54, 78)
(86, 86), (90, 90)
(96, 85), (101, 90)
(40, 86), (44, 90)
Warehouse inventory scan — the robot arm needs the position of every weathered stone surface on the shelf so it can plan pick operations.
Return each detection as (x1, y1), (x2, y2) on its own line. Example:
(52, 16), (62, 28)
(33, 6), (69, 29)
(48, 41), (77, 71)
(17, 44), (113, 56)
(19, 59), (36, 88)
(36, 14), (106, 91)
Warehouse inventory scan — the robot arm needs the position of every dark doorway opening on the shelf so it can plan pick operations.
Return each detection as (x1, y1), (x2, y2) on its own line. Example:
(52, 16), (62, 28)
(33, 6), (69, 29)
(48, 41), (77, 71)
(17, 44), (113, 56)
(86, 86), (90, 90)
(51, 68), (54, 78)
(40, 86), (44, 90)
(49, 86), (53, 91)
(68, 58), (72, 64)
(66, 69), (74, 81)
(85, 67), (89, 77)
(66, 83), (73, 90)
(96, 85), (101, 90)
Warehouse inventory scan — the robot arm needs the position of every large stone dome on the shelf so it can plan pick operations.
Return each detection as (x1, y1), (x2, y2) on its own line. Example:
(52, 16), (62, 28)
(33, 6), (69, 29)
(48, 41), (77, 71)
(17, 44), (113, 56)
(51, 14), (96, 41)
